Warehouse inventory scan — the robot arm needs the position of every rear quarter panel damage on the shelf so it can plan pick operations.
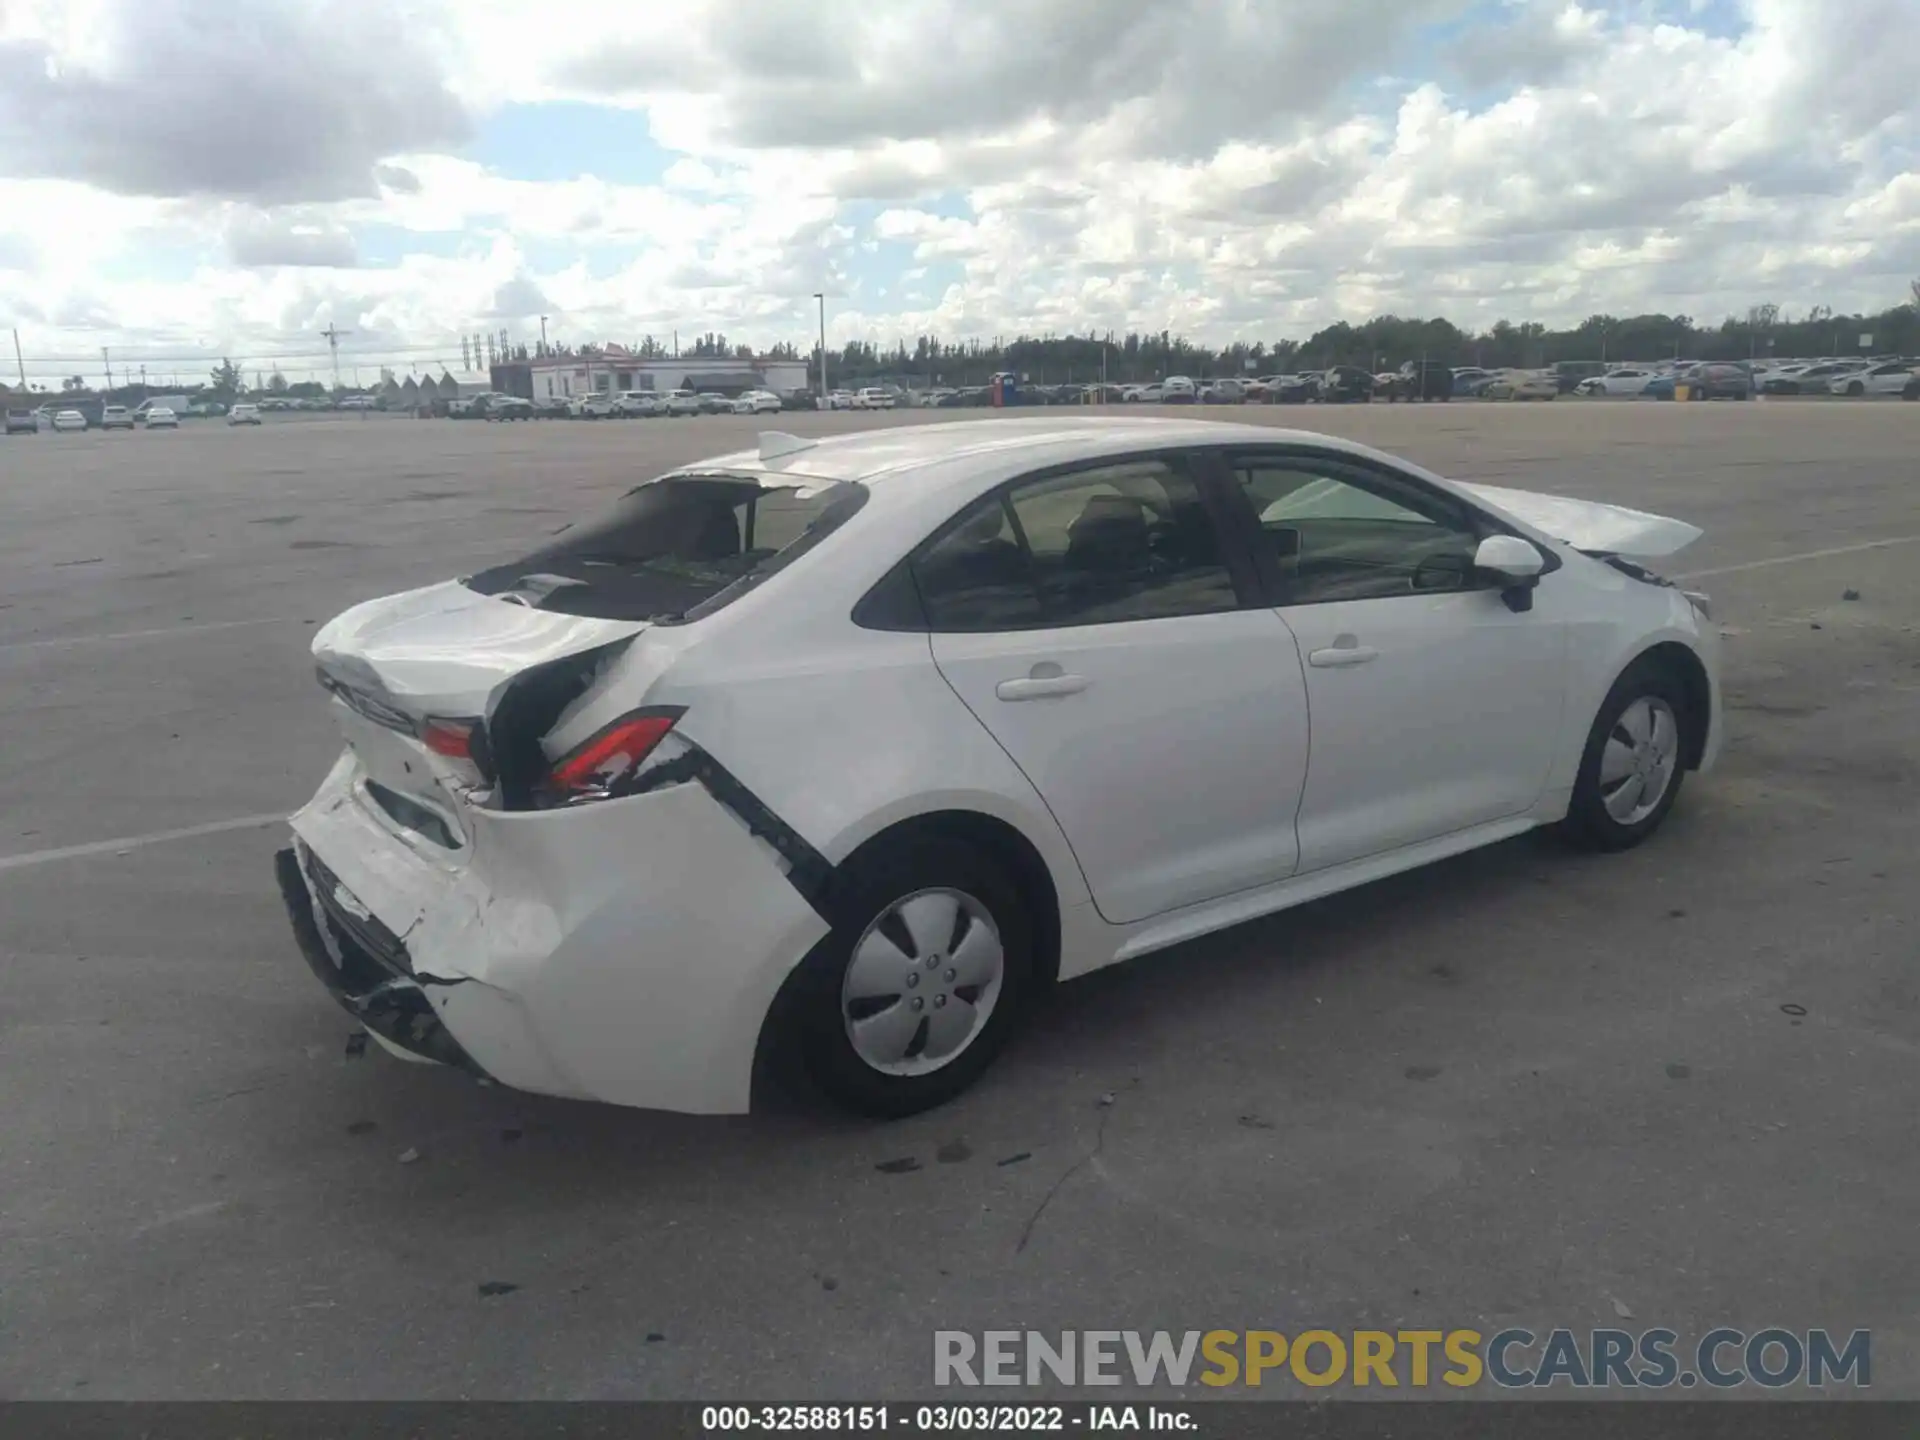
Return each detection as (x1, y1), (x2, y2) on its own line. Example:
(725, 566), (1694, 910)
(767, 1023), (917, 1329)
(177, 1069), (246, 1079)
(292, 754), (829, 1114)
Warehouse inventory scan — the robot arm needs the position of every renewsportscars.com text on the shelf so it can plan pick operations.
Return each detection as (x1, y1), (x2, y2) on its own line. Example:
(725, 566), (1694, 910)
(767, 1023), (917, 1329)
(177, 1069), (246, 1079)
(934, 1328), (1870, 1390)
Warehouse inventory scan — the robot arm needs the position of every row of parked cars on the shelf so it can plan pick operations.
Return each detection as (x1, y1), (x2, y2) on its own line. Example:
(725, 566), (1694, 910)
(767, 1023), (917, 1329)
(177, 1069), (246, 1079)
(5, 401), (186, 433)
(448, 388), (798, 421)
(1571, 356), (1919, 401)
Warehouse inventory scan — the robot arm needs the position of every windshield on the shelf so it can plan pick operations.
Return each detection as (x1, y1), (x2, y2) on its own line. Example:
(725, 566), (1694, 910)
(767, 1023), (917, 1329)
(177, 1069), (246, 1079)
(465, 474), (867, 622)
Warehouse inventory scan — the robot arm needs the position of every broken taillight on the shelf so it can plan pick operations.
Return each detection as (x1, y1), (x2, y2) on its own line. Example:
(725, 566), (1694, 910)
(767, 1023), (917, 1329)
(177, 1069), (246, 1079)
(539, 708), (685, 805)
(421, 718), (478, 759)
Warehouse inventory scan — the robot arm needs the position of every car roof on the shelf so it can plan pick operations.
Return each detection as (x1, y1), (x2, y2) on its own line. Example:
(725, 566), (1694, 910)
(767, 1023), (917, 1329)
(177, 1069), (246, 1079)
(678, 416), (1404, 492)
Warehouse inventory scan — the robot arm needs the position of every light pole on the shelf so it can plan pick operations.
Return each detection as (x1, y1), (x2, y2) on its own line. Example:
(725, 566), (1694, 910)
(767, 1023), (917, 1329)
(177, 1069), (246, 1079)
(814, 293), (828, 397)
(539, 314), (549, 352)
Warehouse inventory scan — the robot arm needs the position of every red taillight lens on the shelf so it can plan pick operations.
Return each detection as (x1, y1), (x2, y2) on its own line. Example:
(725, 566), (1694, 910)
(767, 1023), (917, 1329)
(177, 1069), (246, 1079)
(544, 709), (683, 801)
(421, 718), (476, 759)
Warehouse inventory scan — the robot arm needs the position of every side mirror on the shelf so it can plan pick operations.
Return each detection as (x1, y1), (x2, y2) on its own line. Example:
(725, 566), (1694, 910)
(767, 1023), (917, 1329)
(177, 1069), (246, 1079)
(1474, 535), (1546, 612)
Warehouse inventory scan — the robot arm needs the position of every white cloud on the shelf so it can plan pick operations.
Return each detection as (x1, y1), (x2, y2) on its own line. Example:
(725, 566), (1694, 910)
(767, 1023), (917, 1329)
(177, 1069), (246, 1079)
(4, 0), (1916, 384)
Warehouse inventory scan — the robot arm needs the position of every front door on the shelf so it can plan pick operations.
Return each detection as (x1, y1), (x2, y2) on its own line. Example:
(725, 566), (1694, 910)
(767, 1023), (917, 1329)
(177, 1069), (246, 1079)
(1224, 449), (1568, 873)
(918, 453), (1311, 926)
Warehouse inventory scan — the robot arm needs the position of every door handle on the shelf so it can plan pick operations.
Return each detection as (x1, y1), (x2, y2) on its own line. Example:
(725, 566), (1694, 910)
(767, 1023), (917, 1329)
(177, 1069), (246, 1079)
(1308, 641), (1378, 668)
(995, 674), (1089, 701)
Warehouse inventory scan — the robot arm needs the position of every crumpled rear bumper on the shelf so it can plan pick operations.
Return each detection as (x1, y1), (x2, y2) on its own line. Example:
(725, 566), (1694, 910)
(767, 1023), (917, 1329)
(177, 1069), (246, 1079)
(277, 749), (832, 1114)
(273, 846), (482, 1073)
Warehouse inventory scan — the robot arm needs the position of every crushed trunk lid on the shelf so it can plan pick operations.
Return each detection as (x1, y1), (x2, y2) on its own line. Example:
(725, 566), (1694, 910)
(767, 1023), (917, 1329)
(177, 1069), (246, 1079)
(1456, 482), (1702, 559)
(312, 581), (650, 841)
(313, 579), (650, 717)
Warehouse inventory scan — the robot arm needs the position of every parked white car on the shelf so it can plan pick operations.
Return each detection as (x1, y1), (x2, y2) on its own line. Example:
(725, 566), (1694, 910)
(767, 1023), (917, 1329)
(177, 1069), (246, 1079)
(1160, 376), (1198, 403)
(664, 390), (704, 417)
(1576, 368), (1657, 396)
(853, 387), (895, 410)
(228, 404), (263, 426)
(1829, 362), (1918, 397)
(819, 390), (857, 411)
(144, 406), (179, 429)
(615, 391), (663, 418)
(99, 405), (135, 430)
(1121, 384), (1164, 403)
(734, 390), (783, 414)
(1484, 371), (1559, 401)
(51, 408), (87, 431)
(281, 418), (1720, 1119)
(569, 394), (618, 419)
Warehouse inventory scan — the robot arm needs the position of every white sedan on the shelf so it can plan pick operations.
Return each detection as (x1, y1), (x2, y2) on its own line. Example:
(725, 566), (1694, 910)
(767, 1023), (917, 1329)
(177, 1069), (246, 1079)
(1483, 371), (1558, 401)
(1576, 368), (1657, 396)
(280, 418), (1720, 1118)
(51, 409), (87, 431)
(144, 406), (179, 429)
(733, 390), (783, 414)
(1829, 362), (1918, 397)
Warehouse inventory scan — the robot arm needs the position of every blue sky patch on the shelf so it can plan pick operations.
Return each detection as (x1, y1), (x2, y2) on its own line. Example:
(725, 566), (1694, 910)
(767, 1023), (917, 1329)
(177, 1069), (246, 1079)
(467, 101), (674, 185)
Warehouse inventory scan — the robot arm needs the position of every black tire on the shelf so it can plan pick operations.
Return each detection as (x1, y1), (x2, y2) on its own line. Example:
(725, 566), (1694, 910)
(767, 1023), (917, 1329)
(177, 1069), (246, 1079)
(1847, 381), (1864, 397)
(792, 835), (1035, 1118)
(1561, 660), (1693, 852)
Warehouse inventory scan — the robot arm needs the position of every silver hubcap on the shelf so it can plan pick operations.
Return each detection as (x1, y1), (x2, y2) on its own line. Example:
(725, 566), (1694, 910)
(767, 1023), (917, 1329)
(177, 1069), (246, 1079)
(841, 888), (1004, 1077)
(1600, 695), (1680, 825)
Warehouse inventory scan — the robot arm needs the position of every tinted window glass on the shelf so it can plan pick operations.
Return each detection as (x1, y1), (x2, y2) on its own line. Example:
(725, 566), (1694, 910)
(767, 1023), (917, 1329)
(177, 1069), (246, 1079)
(1013, 460), (1236, 625)
(913, 458), (1238, 630)
(1235, 459), (1481, 604)
(913, 496), (1046, 630)
(466, 476), (864, 622)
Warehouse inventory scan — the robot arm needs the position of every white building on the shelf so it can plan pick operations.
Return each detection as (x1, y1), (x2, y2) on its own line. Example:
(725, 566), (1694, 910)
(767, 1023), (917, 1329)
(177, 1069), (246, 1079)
(522, 352), (811, 401)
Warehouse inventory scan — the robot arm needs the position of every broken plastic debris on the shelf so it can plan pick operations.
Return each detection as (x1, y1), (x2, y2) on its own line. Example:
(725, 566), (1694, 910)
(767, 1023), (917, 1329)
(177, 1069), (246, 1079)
(397, 1147), (422, 1164)
(1611, 1297), (1634, 1319)
(1842, 588), (1861, 601)
(343, 1033), (368, 1059)
(477, 1281), (519, 1298)
(1097, 1092), (1116, 1107)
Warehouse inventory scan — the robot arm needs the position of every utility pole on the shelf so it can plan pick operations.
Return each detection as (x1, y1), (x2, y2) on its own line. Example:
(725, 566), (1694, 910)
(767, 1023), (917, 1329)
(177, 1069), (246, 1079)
(814, 293), (827, 396)
(11, 327), (24, 388)
(320, 324), (352, 393)
(539, 314), (548, 351)
(101, 346), (112, 390)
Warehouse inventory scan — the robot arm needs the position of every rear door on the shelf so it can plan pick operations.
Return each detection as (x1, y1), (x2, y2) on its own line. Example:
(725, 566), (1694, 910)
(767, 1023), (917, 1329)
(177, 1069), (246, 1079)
(1218, 447), (1568, 874)
(920, 451), (1311, 926)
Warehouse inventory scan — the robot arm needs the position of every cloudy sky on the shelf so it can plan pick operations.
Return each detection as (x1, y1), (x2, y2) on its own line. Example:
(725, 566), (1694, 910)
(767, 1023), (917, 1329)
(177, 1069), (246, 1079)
(1, 0), (1916, 385)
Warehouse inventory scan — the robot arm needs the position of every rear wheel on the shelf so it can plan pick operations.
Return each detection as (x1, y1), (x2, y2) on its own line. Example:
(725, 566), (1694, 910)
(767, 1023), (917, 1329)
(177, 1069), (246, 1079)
(1847, 381), (1865, 397)
(794, 836), (1035, 1117)
(1562, 662), (1691, 851)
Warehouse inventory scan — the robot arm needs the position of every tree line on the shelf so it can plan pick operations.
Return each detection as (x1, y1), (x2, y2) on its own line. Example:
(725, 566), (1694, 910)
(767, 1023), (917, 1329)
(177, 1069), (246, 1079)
(6, 286), (1912, 402)
(817, 292), (1920, 387)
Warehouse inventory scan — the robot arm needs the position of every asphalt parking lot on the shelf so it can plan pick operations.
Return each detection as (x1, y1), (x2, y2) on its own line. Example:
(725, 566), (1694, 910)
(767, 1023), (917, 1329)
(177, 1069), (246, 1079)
(2, 402), (1916, 1400)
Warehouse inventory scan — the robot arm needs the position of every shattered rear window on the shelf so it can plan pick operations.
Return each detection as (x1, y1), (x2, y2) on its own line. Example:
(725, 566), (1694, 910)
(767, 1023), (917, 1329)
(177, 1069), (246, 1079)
(465, 474), (867, 622)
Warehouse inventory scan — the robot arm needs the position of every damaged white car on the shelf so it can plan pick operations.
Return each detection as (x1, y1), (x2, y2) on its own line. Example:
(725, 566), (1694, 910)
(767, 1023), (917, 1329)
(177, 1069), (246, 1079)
(278, 417), (1720, 1117)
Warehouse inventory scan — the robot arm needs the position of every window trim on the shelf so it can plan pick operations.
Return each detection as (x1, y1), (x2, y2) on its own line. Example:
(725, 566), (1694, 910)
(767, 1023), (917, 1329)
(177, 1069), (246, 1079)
(892, 448), (1264, 634)
(1204, 445), (1560, 608)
